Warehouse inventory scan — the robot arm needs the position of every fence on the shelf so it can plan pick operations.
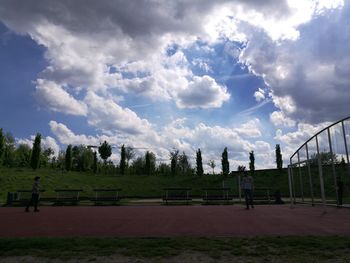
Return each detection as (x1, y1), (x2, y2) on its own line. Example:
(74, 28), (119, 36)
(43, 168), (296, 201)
(288, 116), (350, 208)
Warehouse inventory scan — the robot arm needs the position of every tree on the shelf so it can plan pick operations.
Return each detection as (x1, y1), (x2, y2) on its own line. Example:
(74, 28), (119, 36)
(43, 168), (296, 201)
(310, 152), (338, 166)
(98, 141), (112, 165)
(275, 144), (283, 170)
(93, 151), (98, 174)
(15, 144), (31, 167)
(156, 162), (171, 176)
(221, 147), (230, 176)
(196, 148), (204, 176)
(145, 151), (156, 176)
(65, 144), (72, 171)
(249, 151), (255, 175)
(169, 148), (179, 176)
(237, 165), (246, 172)
(120, 144), (126, 175)
(340, 156), (346, 168)
(2, 132), (15, 167)
(179, 151), (191, 175)
(55, 150), (65, 170)
(125, 146), (135, 168)
(130, 156), (145, 175)
(71, 145), (94, 172)
(208, 160), (216, 175)
(0, 128), (5, 162)
(30, 133), (41, 170)
(41, 147), (54, 167)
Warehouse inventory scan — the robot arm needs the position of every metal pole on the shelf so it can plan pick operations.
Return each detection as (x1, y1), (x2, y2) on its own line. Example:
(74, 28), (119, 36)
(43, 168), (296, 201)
(305, 143), (314, 205)
(288, 164), (294, 207)
(238, 175), (242, 203)
(297, 152), (304, 202)
(291, 164), (296, 203)
(327, 128), (339, 205)
(341, 121), (350, 177)
(316, 135), (327, 208)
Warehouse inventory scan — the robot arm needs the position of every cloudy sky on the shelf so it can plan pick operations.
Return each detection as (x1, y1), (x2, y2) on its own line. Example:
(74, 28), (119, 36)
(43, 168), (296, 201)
(0, 0), (349, 171)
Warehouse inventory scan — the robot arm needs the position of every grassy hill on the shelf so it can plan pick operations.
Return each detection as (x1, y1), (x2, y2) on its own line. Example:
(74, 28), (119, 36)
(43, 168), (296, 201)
(0, 167), (289, 203)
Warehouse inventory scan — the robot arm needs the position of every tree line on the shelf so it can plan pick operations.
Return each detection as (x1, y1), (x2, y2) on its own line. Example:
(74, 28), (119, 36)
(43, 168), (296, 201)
(0, 128), (285, 176)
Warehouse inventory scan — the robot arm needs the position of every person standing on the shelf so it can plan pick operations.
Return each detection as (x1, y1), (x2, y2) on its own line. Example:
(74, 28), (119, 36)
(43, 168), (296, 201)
(25, 176), (40, 212)
(241, 171), (254, 209)
(337, 177), (344, 206)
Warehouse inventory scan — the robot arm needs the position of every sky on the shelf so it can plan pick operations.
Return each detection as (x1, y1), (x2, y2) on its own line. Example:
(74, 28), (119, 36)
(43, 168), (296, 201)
(0, 0), (349, 171)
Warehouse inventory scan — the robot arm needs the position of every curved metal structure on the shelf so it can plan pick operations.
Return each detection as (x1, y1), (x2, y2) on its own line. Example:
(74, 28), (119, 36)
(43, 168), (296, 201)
(288, 116), (350, 208)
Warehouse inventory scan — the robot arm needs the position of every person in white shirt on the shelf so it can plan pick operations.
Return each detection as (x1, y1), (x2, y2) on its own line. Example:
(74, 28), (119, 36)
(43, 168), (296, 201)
(241, 171), (254, 209)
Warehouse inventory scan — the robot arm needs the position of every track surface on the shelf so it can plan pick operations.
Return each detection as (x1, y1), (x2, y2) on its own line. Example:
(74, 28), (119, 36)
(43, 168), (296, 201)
(1, 205), (350, 237)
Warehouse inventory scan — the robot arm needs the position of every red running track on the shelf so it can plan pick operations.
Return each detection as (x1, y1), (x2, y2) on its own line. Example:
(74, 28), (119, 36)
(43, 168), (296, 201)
(0, 205), (350, 237)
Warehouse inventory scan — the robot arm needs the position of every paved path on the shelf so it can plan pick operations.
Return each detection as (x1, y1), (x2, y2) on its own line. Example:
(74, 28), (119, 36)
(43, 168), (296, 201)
(1, 205), (349, 237)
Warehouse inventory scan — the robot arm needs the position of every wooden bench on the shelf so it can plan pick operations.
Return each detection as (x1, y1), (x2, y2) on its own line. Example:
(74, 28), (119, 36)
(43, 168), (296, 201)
(91, 188), (122, 205)
(7, 190), (45, 206)
(202, 188), (233, 204)
(253, 187), (272, 203)
(54, 189), (83, 205)
(163, 188), (192, 204)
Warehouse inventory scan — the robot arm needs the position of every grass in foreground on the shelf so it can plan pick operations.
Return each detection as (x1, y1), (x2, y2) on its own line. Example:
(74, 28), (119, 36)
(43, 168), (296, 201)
(0, 236), (350, 262)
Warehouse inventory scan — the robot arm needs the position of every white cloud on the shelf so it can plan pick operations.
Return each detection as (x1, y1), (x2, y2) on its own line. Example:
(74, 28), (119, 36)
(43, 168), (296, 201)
(315, 0), (344, 13)
(35, 79), (87, 116)
(274, 121), (332, 164)
(274, 122), (331, 147)
(192, 58), (212, 72)
(49, 118), (274, 171)
(157, 118), (269, 170)
(234, 118), (262, 138)
(0, 0), (319, 113)
(1, 0), (344, 122)
(253, 88), (265, 102)
(49, 120), (100, 146)
(270, 111), (296, 127)
(41, 136), (60, 156)
(84, 92), (152, 135)
(176, 75), (230, 109)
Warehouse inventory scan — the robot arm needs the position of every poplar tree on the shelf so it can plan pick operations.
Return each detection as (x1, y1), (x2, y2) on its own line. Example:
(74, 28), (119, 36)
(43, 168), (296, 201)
(221, 147), (230, 176)
(145, 151), (155, 176)
(169, 149), (179, 176)
(249, 151), (255, 175)
(65, 144), (72, 171)
(275, 144), (283, 170)
(30, 133), (41, 170)
(93, 151), (98, 174)
(120, 144), (126, 175)
(196, 148), (204, 176)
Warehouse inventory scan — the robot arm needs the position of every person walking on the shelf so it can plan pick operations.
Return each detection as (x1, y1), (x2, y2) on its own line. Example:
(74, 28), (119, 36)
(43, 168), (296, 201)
(241, 171), (254, 209)
(25, 176), (40, 212)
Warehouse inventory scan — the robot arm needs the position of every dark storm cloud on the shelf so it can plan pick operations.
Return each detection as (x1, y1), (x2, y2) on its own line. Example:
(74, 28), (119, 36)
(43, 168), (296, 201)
(0, 0), (289, 37)
(240, 2), (350, 124)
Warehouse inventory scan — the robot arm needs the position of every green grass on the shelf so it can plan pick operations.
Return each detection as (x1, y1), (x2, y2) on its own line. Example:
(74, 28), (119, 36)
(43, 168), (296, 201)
(0, 167), (289, 203)
(2, 165), (349, 204)
(0, 236), (349, 262)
